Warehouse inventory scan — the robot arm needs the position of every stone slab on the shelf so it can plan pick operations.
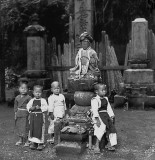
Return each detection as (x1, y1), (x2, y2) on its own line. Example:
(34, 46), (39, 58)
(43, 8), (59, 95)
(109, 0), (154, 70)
(27, 36), (45, 70)
(114, 95), (127, 108)
(55, 141), (86, 155)
(124, 69), (154, 84)
(60, 133), (88, 142)
(74, 0), (93, 52)
(130, 18), (148, 60)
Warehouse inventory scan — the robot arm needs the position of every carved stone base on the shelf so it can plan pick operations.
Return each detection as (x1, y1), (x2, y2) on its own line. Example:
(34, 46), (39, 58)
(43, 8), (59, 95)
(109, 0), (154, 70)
(68, 78), (99, 92)
(124, 69), (154, 84)
(55, 141), (86, 156)
(22, 70), (48, 78)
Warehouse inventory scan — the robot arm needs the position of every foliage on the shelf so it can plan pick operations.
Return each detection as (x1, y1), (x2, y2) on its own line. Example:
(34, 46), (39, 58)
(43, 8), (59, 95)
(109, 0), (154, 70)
(0, 0), (69, 68)
(5, 67), (20, 88)
(94, 0), (151, 44)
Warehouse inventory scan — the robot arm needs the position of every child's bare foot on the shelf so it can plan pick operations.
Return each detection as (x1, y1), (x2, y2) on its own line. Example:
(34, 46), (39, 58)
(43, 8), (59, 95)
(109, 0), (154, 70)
(107, 146), (116, 151)
(94, 147), (101, 154)
(105, 142), (111, 149)
(37, 144), (44, 151)
(30, 143), (38, 150)
(24, 141), (30, 147)
(15, 139), (22, 146)
(47, 137), (54, 144)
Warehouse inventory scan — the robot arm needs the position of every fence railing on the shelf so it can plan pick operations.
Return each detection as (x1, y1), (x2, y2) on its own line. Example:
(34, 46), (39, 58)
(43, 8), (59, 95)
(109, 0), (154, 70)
(45, 31), (124, 93)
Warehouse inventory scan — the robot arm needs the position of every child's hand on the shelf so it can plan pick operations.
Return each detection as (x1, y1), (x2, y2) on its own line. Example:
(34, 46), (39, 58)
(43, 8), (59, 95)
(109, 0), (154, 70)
(65, 114), (69, 119)
(36, 105), (40, 110)
(110, 116), (115, 124)
(29, 106), (36, 111)
(96, 118), (101, 127)
(15, 112), (17, 120)
(50, 113), (54, 120)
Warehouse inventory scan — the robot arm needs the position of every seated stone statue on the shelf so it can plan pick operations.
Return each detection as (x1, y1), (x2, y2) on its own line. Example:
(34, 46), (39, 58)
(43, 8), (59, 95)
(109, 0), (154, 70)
(70, 32), (100, 80)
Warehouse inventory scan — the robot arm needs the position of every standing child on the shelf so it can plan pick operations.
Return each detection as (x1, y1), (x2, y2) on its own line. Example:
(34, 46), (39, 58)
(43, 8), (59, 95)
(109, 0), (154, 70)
(27, 85), (48, 150)
(14, 82), (31, 146)
(91, 83), (117, 153)
(48, 81), (67, 144)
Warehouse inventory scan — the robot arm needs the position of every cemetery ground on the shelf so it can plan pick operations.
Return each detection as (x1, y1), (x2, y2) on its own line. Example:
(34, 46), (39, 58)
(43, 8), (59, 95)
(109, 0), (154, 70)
(1, 90), (155, 160)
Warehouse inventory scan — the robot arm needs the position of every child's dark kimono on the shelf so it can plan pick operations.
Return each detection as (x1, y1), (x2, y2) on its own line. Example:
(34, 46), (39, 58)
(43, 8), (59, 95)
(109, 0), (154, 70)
(14, 95), (31, 140)
(91, 95), (117, 146)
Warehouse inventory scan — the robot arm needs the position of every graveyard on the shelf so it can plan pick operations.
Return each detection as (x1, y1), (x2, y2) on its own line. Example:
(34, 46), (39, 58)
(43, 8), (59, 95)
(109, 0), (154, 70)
(0, 0), (155, 160)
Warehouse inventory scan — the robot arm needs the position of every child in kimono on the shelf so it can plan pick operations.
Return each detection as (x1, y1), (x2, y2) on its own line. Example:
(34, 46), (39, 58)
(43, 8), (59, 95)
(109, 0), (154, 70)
(91, 83), (117, 153)
(48, 81), (67, 144)
(14, 82), (31, 146)
(27, 85), (48, 150)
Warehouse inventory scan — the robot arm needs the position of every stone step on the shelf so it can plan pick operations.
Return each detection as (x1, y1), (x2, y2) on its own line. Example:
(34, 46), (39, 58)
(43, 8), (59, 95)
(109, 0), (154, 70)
(55, 141), (86, 156)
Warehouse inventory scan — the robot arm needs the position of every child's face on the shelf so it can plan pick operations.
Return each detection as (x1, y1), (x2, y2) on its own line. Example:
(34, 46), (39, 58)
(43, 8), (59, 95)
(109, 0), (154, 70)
(96, 85), (107, 97)
(81, 39), (90, 50)
(51, 85), (60, 95)
(33, 88), (42, 99)
(19, 84), (28, 95)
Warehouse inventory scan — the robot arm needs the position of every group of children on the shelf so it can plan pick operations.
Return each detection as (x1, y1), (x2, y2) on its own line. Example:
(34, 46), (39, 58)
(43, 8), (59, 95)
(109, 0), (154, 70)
(14, 81), (117, 152)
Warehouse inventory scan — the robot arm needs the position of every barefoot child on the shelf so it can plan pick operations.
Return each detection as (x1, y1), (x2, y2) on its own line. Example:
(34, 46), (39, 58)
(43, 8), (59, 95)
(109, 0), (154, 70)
(14, 82), (31, 146)
(48, 81), (67, 144)
(27, 85), (48, 150)
(91, 83), (117, 153)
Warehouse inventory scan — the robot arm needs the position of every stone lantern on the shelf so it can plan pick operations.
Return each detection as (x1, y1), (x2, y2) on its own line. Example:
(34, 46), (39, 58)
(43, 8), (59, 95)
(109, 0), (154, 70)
(21, 13), (51, 95)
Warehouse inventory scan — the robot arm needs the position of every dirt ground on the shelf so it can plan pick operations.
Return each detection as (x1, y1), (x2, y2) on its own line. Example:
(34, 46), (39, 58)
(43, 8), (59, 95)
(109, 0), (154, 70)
(1, 102), (155, 160)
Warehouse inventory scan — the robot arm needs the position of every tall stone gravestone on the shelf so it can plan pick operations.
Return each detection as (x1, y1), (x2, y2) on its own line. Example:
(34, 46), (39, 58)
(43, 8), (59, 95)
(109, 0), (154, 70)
(130, 18), (148, 60)
(116, 18), (155, 109)
(124, 18), (153, 85)
(74, 0), (93, 52)
(21, 14), (51, 94)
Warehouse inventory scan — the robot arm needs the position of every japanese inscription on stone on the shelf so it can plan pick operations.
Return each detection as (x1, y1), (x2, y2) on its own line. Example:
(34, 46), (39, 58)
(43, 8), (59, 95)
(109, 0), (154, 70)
(27, 37), (45, 70)
(74, 0), (93, 53)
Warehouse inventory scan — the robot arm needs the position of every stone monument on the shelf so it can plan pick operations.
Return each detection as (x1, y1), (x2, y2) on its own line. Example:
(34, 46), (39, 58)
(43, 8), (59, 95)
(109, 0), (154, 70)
(55, 33), (103, 156)
(74, 0), (93, 52)
(21, 13), (51, 96)
(114, 18), (155, 109)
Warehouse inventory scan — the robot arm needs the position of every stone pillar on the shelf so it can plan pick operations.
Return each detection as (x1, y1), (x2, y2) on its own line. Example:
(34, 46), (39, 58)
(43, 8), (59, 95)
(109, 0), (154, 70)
(130, 18), (148, 60)
(74, 0), (93, 52)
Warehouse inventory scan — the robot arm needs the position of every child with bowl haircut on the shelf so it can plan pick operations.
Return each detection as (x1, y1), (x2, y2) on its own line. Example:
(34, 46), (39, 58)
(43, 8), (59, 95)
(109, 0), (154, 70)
(14, 82), (31, 146)
(91, 83), (117, 153)
(48, 81), (67, 143)
(27, 85), (48, 150)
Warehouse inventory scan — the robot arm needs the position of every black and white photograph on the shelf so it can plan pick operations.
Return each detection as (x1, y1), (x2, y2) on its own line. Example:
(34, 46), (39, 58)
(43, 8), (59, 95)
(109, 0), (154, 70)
(0, 0), (155, 159)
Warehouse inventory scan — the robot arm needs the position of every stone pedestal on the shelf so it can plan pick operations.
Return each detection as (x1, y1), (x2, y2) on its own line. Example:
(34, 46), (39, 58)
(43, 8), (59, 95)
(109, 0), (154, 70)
(124, 69), (154, 84)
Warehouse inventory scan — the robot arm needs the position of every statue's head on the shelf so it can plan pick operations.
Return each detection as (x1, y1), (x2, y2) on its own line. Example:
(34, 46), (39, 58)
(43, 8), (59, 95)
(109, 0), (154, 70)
(79, 32), (93, 50)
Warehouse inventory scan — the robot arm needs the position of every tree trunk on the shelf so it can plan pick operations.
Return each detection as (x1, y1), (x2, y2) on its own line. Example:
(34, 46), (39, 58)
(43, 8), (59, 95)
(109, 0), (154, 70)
(0, 60), (5, 102)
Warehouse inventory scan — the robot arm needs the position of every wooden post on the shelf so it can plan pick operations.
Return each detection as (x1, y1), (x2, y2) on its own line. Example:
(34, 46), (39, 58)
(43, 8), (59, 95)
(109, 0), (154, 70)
(69, 15), (74, 43)
(101, 31), (107, 84)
